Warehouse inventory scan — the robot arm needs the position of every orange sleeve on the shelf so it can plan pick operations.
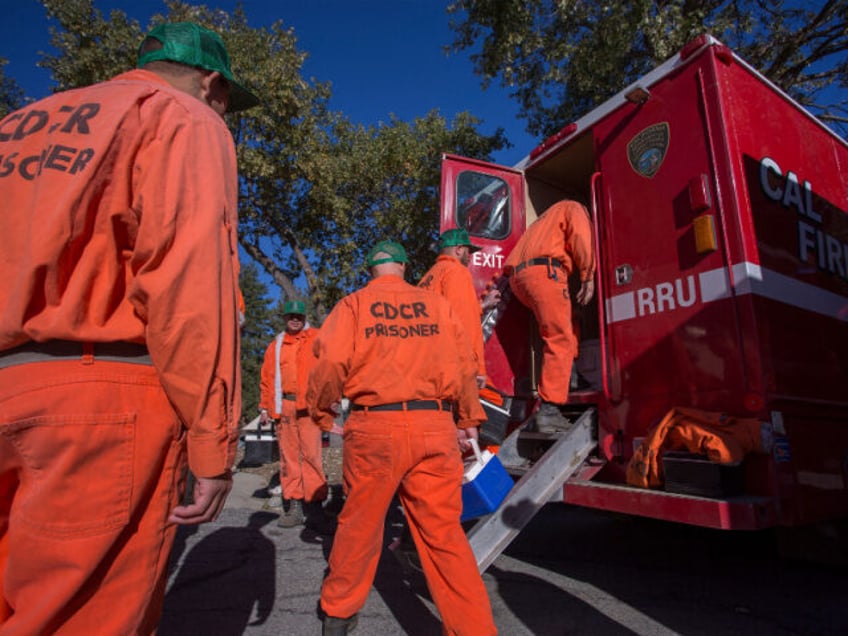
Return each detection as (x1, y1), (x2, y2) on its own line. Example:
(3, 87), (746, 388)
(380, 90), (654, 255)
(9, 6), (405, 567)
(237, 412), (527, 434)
(444, 303), (487, 427)
(563, 202), (595, 282)
(127, 112), (241, 478)
(307, 300), (355, 431)
(441, 265), (486, 376)
(258, 339), (276, 415)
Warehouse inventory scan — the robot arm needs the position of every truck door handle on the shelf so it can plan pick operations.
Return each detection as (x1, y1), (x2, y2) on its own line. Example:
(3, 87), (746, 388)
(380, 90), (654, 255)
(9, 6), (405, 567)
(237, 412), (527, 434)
(615, 264), (632, 285)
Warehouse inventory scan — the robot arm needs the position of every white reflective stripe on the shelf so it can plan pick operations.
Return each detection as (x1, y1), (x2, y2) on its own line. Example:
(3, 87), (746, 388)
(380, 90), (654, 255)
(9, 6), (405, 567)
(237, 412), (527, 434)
(698, 267), (731, 302)
(605, 291), (636, 323)
(606, 261), (848, 324)
(732, 262), (848, 322)
(730, 260), (762, 294)
(273, 332), (284, 414)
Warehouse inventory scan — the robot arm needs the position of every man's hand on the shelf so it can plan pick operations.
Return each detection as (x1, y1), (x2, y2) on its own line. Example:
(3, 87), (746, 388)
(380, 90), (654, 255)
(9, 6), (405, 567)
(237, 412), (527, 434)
(259, 408), (269, 424)
(576, 279), (595, 305)
(481, 288), (502, 311)
(456, 426), (479, 454)
(476, 375), (487, 389)
(169, 473), (232, 525)
(329, 423), (344, 436)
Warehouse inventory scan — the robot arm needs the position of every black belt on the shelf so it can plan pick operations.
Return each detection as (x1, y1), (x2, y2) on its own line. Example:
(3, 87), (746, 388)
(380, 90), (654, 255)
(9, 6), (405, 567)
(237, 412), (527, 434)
(351, 399), (452, 412)
(512, 257), (563, 275)
(283, 393), (297, 401)
(0, 340), (152, 369)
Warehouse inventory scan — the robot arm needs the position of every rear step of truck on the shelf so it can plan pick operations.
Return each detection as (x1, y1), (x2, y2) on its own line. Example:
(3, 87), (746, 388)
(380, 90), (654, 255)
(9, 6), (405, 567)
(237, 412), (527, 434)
(468, 407), (597, 572)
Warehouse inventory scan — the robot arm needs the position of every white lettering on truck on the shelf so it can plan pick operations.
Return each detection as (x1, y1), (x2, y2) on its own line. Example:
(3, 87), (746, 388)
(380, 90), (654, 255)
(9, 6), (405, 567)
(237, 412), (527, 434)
(472, 251), (504, 269)
(759, 157), (822, 222)
(760, 156), (848, 281)
(635, 276), (697, 316)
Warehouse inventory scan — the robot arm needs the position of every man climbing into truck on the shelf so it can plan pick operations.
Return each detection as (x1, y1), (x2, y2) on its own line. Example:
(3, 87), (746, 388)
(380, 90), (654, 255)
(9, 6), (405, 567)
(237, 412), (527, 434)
(504, 198), (595, 433)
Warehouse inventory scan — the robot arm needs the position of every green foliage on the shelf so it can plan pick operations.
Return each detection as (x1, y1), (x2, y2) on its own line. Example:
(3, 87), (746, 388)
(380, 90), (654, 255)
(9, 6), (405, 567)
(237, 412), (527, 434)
(239, 263), (275, 417)
(298, 110), (507, 310)
(39, 0), (143, 90)
(0, 58), (26, 119)
(448, 0), (848, 138)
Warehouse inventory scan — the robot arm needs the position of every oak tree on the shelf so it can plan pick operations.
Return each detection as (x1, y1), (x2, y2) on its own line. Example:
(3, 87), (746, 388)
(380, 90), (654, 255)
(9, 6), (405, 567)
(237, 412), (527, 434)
(448, 0), (848, 138)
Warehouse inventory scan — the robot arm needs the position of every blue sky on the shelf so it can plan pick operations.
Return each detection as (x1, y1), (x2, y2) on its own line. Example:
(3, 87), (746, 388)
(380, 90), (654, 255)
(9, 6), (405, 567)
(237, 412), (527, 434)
(0, 0), (539, 167)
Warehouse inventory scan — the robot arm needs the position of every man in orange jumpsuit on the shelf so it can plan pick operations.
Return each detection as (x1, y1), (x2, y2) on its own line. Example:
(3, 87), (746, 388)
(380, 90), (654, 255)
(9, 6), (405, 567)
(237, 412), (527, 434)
(307, 240), (497, 636)
(419, 228), (500, 388)
(259, 299), (330, 530)
(505, 199), (595, 432)
(0, 22), (257, 634)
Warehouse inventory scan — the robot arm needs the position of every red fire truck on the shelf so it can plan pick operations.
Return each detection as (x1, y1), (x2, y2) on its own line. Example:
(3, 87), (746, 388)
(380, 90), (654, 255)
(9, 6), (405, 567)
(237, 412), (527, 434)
(442, 35), (848, 567)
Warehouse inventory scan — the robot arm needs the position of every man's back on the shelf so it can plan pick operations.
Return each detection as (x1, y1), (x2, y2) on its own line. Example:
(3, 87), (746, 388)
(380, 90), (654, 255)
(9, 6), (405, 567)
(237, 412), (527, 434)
(0, 69), (236, 350)
(419, 254), (485, 376)
(319, 273), (476, 408)
(505, 199), (594, 279)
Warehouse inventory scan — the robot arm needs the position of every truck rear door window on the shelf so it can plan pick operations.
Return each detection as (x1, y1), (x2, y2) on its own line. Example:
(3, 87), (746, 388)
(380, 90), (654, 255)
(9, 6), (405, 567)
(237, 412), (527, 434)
(456, 171), (511, 240)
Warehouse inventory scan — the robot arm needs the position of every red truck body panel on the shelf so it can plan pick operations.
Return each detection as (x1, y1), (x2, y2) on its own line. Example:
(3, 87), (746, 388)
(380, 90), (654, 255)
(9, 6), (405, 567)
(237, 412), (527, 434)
(440, 36), (848, 530)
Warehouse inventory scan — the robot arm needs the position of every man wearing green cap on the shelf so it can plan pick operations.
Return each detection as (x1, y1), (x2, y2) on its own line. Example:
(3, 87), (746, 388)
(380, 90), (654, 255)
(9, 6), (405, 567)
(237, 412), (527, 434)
(419, 227), (500, 388)
(0, 21), (257, 633)
(307, 240), (495, 636)
(259, 300), (331, 531)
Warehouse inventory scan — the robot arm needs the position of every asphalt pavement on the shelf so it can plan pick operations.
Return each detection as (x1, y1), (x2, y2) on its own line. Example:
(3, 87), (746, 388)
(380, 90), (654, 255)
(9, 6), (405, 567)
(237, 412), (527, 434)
(158, 463), (848, 636)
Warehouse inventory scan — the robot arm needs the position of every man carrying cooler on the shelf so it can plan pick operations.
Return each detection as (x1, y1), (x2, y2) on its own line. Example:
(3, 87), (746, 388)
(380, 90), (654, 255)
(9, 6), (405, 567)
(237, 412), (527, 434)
(0, 22), (257, 633)
(307, 240), (497, 636)
(419, 227), (500, 388)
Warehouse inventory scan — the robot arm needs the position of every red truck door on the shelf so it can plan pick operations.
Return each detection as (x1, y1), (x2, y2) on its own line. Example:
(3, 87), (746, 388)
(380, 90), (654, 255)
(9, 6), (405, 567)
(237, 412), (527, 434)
(591, 51), (750, 437)
(439, 154), (530, 397)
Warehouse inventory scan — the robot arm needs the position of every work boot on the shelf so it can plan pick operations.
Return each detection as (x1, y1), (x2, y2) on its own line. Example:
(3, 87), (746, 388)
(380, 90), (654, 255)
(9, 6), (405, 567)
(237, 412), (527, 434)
(304, 501), (337, 535)
(277, 499), (304, 527)
(534, 401), (573, 434)
(323, 613), (358, 635)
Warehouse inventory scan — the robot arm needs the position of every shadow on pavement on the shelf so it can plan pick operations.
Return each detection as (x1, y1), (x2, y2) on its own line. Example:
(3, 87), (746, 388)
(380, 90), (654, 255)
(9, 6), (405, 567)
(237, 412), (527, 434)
(371, 498), (442, 635)
(310, 494), (443, 635)
(158, 511), (278, 635)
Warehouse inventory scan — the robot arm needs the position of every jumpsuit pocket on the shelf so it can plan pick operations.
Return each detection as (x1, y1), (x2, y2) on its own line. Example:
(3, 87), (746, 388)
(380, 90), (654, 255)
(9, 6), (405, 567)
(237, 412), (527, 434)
(2, 412), (135, 538)
(421, 428), (464, 479)
(343, 429), (392, 477)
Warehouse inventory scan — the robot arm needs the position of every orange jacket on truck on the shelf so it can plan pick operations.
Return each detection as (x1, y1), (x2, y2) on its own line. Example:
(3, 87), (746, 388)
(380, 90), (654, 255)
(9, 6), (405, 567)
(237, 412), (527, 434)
(626, 407), (766, 489)
(307, 274), (486, 430)
(0, 69), (242, 478)
(419, 254), (486, 376)
(259, 326), (319, 415)
(505, 199), (595, 283)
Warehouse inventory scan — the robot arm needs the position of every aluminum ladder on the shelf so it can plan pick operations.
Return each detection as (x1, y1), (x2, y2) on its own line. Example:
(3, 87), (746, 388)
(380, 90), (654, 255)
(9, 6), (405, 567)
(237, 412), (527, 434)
(467, 407), (597, 572)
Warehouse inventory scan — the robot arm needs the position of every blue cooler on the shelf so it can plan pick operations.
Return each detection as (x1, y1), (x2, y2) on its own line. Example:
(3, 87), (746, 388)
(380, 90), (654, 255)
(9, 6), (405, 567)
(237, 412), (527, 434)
(461, 441), (514, 521)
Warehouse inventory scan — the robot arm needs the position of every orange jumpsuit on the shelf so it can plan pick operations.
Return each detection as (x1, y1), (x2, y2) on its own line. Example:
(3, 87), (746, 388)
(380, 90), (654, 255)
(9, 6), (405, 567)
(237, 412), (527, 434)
(259, 327), (327, 503)
(505, 200), (594, 404)
(0, 69), (241, 634)
(307, 274), (496, 635)
(419, 254), (486, 377)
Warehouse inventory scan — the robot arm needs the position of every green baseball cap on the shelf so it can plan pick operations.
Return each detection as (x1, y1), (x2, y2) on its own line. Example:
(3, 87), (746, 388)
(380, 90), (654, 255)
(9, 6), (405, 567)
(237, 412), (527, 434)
(283, 300), (306, 316)
(365, 240), (409, 267)
(439, 228), (482, 252)
(137, 22), (260, 113)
